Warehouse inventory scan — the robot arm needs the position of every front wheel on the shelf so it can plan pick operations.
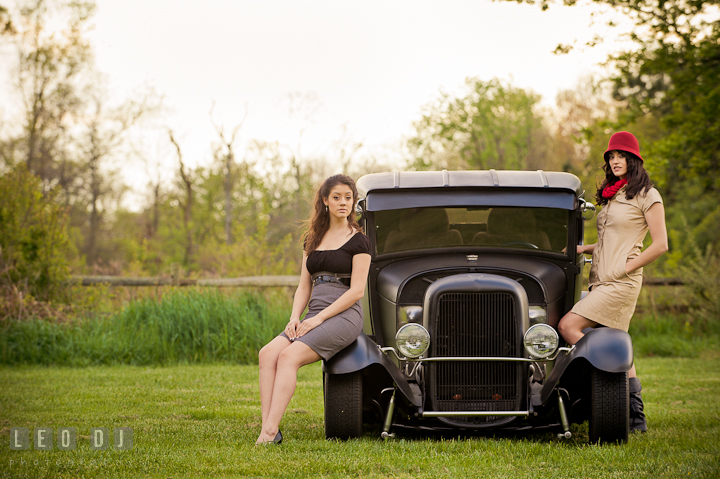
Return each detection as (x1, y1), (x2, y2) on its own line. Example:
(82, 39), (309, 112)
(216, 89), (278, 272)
(589, 368), (629, 444)
(324, 371), (362, 439)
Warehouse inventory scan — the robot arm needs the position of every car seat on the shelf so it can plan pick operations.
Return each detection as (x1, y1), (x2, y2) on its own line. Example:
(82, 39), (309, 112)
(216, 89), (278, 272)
(384, 208), (463, 252)
(471, 208), (551, 250)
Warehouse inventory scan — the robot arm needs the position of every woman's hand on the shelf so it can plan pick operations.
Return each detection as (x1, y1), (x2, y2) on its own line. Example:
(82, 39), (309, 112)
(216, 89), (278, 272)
(294, 253), (371, 339)
(578, 244), (596, 255)
(284, 254), (312, 341)
(563, 244), (594, 255)
(296, 316), (323, 338)
(284, 318), (301, 341)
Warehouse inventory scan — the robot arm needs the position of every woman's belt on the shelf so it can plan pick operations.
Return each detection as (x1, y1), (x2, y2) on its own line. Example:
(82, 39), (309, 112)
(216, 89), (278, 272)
(311, 272), (351, 287)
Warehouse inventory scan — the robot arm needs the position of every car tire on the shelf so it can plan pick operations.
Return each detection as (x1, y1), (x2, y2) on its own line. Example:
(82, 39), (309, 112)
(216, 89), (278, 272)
(589, 368), (629, 444)
(324, 371), (363, 440)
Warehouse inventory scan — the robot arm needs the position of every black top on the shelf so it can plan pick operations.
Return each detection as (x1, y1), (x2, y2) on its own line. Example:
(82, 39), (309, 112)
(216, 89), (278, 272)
(306, 233), (371, 275)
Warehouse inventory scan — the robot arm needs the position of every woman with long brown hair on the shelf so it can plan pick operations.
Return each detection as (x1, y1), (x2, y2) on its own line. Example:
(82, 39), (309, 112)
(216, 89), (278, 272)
(558, 131), (668, 433)
(255, 174), (371, 444)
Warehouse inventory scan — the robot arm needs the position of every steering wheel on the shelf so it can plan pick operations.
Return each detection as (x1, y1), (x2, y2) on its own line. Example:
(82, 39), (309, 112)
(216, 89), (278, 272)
(500, 241), (539, 250)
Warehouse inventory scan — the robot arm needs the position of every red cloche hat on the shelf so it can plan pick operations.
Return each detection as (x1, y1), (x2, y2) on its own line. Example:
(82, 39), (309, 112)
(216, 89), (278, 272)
(605, 131), (643, 161)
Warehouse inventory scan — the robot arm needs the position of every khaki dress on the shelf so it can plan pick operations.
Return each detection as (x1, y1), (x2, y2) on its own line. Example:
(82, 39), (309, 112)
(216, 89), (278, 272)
(571, 186), (663, 331)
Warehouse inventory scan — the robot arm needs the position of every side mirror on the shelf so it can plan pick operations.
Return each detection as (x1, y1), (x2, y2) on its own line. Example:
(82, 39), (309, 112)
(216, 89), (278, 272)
(580, 198), (596, 221)
(355, 200), (364, 220)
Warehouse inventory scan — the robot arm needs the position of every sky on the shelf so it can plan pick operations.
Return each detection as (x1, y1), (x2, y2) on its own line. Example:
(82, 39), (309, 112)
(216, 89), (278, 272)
(2, 0), (633, 208)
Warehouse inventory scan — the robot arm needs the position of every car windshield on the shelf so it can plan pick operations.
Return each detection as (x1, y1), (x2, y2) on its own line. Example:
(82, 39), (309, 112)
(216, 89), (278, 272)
(375, 206), (569, 254)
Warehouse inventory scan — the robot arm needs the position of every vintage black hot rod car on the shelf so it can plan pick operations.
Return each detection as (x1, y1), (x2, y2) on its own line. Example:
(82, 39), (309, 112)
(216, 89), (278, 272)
(323, 170), (633, 444)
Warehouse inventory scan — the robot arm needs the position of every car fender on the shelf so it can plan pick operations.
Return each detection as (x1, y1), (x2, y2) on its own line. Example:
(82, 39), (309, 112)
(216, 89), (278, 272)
(322, 333), (422, 407)
(539, 327), (634, 404)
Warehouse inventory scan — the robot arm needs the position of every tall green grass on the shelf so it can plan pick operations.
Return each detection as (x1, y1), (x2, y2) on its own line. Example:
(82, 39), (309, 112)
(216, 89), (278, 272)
(629, 313), (720, 358)
(0, 289), (291, 366)
(2, 286), (717, 366)
(629, 283), (720, 358)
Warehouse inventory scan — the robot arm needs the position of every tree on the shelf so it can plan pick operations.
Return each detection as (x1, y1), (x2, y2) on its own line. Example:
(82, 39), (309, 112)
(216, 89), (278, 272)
(210, 104), (247, 246)
(407, 77), (553, 171)
(551, 77), (622, 191)
(77, 88), (153, 267)
(501, 0), (720, 264)
(168, 131), (195, 267)
(604, 0), (719, 198)
(333, 122), (364, 174)
(2, 1), (159, 272)
(5, 0), (94, 190)
(0, 166), (70, 303)
(502, 0), (720, 197)
(137, 146), (166, 242)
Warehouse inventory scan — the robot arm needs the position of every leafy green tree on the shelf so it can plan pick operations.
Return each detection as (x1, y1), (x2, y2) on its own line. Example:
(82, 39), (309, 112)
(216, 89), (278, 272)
(408, 77), (553, 171)
(503, 0), (719, 193)
(604, 1), (719, 197)
(1, 1), (160, 273)
(0, 166), (70, 302)
(500, 0), (720, 271)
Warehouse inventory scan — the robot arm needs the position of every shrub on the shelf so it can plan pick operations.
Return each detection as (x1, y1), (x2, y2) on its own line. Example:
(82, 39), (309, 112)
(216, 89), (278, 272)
(680, 244), (720, 332)
(0, 167), (71, 320)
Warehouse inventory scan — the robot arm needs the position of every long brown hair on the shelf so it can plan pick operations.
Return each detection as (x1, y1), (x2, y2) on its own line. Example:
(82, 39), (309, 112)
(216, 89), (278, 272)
(595, 151), (654, 205)
(303, 174), (362, 254)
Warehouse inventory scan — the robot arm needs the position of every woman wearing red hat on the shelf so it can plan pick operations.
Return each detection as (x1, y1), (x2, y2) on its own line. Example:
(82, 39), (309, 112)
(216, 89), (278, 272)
(558, 131), (668, 433)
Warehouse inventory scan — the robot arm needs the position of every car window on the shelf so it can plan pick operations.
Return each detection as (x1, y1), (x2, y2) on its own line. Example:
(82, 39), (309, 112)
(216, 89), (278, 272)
(375, 207), (568, 253)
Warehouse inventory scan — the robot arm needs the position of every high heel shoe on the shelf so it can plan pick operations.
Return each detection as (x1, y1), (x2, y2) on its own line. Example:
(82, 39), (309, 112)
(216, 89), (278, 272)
(256, 429), (282, 445)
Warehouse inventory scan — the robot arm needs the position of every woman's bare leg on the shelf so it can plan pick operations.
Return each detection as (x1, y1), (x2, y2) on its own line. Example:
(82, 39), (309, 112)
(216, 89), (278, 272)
(557, 311), (598, 345)
(558, 312), (638, 378)
(258, 336), (292, 427)
(256, 341), (321, 444)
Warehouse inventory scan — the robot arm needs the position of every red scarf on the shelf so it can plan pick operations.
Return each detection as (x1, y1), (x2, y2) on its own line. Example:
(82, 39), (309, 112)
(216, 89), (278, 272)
(602, 178), (628, 199)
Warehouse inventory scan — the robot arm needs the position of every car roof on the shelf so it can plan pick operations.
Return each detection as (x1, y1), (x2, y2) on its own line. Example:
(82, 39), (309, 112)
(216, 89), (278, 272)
(357, 170), (584, 197)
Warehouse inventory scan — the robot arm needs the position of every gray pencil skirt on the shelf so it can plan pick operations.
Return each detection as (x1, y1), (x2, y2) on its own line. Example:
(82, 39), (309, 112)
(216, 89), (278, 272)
(278, 281), (363, 361)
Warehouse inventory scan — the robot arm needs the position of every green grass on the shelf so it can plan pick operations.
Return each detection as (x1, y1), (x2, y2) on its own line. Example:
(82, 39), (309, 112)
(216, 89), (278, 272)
(629, 313), (720, 358)
(1, 357), (719, 478)
(2, 287), (719, 367)
(0, 289), (291, 366)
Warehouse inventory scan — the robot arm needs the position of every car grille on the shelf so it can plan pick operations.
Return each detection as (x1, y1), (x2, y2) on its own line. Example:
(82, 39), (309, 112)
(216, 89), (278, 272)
(429, 292), (521, 426)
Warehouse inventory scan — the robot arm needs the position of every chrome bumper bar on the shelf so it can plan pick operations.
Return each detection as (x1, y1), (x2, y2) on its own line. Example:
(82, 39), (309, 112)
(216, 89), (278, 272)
(379, 347), (574, 363)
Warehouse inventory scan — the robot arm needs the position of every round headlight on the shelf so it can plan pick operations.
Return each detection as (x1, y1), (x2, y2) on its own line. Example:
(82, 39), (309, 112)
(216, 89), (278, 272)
(523, 324), (559, 359)
(395, 323), (430, 358)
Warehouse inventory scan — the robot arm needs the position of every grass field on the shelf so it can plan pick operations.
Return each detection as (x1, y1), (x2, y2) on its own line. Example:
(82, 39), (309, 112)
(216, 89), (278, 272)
(1, 355), (719, 478)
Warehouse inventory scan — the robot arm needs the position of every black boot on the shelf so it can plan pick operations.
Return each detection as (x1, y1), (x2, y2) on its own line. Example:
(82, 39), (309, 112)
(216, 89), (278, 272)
(629, 377), (647, 433)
